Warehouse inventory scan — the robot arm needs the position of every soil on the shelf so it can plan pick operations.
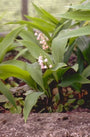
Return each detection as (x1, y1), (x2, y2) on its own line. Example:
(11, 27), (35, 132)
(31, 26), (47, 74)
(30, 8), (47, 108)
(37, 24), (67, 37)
(0, 112), (90, 137)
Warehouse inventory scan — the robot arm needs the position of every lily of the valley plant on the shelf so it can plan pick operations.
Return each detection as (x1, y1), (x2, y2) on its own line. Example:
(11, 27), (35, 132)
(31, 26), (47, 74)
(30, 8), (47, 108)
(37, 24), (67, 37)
(0, 1), (90, 122)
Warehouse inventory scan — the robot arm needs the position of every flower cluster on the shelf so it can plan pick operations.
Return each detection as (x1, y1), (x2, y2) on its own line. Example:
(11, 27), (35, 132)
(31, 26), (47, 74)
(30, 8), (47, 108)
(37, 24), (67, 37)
(38, 55), (52, 70)
(34, 30), (49, 50)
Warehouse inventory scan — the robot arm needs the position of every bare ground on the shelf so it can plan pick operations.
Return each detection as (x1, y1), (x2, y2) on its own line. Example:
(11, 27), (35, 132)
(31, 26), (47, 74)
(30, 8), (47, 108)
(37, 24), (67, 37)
(0, 112), (90, 137)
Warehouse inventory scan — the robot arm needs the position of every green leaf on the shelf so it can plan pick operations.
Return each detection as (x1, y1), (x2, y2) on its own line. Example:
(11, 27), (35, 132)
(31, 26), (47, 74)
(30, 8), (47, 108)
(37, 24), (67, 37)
(57, 104), (63, 112)
(14, 48), (28, 60)
(0, 63), (35, 88)
(56, 25), (90, 40)
(52, 20), (72, 39)
(32, 3), (59, 25)
(9, 21), (50, 38)
(66, 99), (76, 105)
(52, 63), (67, 71)
(0, 80), (16, 108)
(71, 83), (82, 92)
(26, 62), (45, 90)
(82, 65), (90, 77)
(23, 91), (43, 122)
(71, 64), (78, 72)
(43, 63), (69, 84)
(64, 43), (75, 63)
(77, 48), (84, 73)
(66, 2), (90, 10)
(15, 48), (36, 63)
(76, 36), (90, 64)
(59, 73), (90, 87)
(10, 106), (22, 114)
(0, 26), (24, 62)
(25, 15), (55, 32)
(2, 60), (27, 70)
(0, 95), (8, 103)
(54, 67), (70, 82)
(19, 29), (39, 45)
(52, 38), (68, 63)
(64, 38), (76, 63)
(43, 69), (53, 87)
(20, 40), (52, 64)
(59, 11), (90, 21)
(77, 99), (85, 105)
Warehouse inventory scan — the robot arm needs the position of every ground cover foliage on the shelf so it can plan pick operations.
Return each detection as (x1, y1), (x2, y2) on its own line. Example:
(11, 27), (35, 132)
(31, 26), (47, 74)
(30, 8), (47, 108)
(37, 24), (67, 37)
(0, 0), (90, 122)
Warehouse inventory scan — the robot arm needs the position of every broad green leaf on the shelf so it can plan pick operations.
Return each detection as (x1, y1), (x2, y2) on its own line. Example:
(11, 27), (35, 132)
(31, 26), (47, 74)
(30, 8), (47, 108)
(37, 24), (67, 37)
(15, 47), (36, 63)
(71, 64), (78, 72)
(25, 15), (55, 32)
(64, 39), (75, 63)
(66, 2), (90, 10)
(82, 65), (90, 77)
(2, 60), (27, 70)
(53, 63), (79, 82)
(32, 3), (59, 25)
(77, 48), (84, 73)
(58, 11), (90, 21)
(14, 48), (28, 60)
(54, 67), (70, 82)
(71, 83), (82, 92)
(0, 26), (24, 63)
(0, 80), (16, 108)
(76, 36), (90, 64)
(26, 62), (45, 90)
(8, 21), (50, 38)
(0, 64), (35, 88)
(52, 38), (68, 63)
(43, 69), (52, 80)
(52, 20), (72, 39)
(19, 29), (39, 45)
(43, 63), (69, 85)
(56, 25), (90, 40)
(23, 91), (43, 122)
(59, 73), (90, 87)
(20, 50), (36, 63)
(52, 63), (67, 71)
(20, 40), (52, 64)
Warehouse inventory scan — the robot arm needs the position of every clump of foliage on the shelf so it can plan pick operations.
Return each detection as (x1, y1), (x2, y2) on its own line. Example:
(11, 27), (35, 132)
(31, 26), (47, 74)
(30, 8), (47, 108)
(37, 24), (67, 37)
(0, 0), (90, 122)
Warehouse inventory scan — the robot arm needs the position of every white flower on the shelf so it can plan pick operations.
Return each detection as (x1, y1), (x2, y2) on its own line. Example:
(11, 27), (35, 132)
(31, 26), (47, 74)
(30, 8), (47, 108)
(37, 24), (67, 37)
(46, 45), (49, 49)
(38, 56), (43, 64)
(40, 41), (43, 44)
(38, 33), (42, 38)
(49, 64), (52, 68)
(41, 64), (45, 69)
(44, 58), (48, 62)
(43, 39), (45, 42)
(37, 36), (40, 40)
(39, 62), (43, 66)
(34, 32), (38, 36)
(38, 56), (42, 60)
(42, 45), (46, 50)
(43, 41), (46, 45)
(44, 65), (47, 69)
